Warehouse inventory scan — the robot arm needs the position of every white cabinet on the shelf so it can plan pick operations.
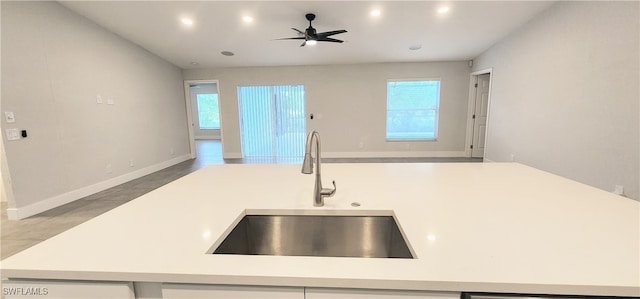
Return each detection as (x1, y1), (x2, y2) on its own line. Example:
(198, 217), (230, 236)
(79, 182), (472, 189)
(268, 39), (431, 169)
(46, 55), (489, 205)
(1, 280), (460, 299)
(305, 288), (460, 299)
(161, 283), (304, 299)
(1, 279), (134, 299)
(161, 284), (459, 299)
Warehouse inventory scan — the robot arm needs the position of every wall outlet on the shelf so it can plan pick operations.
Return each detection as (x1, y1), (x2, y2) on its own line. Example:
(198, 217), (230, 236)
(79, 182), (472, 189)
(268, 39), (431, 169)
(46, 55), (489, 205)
(613, 185), (625, 196)
(358, 141), (364, 149)
(105, 164), (113, 174)
(509, 153), (515, 161)
(169, 147), (175, 155)
(96, 95), (103, 104)
(5, 128), (20, 141)
(129, 159), (135, 167)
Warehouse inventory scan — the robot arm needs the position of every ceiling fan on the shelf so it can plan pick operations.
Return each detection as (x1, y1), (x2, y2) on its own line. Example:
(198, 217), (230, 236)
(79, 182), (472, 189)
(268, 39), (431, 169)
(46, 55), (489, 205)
(276, 13), (347, 47)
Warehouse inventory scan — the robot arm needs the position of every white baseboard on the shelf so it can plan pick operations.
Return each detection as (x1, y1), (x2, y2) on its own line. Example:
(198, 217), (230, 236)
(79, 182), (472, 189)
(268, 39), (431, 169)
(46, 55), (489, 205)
(322, 151), (467, 158)
(194, 136), (221, 140)
(223, 152), (243, 159)
(7, 154), (191, 220)
(220, 151), (467, 159)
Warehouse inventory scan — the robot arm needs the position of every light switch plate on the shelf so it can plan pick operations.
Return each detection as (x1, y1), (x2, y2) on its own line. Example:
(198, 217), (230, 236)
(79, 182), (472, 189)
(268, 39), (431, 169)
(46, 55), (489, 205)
(6, 128), (20, 141)
(5, 112), (15, 123)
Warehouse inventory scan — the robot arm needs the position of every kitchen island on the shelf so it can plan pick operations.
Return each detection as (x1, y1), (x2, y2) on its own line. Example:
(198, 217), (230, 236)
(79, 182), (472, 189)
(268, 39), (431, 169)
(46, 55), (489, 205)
(1, 163), (638, 298)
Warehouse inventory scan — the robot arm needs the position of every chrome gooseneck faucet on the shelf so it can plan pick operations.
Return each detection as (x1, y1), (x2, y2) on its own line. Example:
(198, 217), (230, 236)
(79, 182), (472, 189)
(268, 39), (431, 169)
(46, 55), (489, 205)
(301, 130), (336, 207)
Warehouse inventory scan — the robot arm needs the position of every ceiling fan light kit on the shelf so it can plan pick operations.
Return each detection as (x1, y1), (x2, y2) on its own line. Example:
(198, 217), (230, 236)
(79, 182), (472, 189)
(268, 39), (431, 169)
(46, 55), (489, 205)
(276, 13), (347, 47)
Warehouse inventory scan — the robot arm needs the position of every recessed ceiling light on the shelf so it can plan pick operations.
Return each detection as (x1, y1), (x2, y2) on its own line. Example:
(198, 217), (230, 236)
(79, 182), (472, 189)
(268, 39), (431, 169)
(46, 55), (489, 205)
(190, 62), (199, 66)
(242, 16), (254, 23)
(181, 18), (194, 25)
(221, 51), (235, 56)
(370, 9), (381, 17)
(409, 44), (422, 51)
(437, 7), (450, 14)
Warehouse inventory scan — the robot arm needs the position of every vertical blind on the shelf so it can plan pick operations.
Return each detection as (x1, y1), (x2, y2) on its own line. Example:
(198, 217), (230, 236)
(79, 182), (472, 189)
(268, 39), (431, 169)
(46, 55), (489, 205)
(237, 85), (306, 158)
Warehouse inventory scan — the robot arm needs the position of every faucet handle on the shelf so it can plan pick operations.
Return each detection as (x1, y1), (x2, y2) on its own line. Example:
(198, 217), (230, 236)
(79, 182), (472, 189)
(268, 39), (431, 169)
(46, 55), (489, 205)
(321, 180), (337, 197)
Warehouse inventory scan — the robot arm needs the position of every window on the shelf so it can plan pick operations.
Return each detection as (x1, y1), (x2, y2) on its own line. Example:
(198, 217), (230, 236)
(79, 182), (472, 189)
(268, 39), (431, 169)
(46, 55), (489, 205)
(386, 80), (440, 140)
(196, 93), (220, 129)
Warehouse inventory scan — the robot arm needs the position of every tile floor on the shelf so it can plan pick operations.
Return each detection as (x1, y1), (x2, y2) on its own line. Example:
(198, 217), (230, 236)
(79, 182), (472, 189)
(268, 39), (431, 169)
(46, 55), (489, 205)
(1, 140), (481, 259)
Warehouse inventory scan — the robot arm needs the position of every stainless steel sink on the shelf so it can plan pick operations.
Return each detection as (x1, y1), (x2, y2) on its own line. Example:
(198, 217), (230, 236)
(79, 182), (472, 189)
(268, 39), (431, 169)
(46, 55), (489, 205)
(211, 214), (414, 258)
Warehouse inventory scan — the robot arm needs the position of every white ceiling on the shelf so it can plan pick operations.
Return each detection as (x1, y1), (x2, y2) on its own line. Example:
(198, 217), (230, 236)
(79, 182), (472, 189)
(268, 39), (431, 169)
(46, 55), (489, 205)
(59, 1), (555, 69)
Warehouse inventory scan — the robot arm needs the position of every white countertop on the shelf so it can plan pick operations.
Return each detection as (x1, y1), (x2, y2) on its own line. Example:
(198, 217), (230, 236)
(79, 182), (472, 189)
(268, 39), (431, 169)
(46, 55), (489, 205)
(1, 163), (639, 296)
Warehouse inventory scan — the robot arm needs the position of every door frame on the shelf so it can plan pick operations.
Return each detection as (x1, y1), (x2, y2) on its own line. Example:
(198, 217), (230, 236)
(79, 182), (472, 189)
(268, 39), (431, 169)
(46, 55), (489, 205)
(464, 68), (493, 158)
(183, 79), (221, 159)
(1, 137), (17, 214)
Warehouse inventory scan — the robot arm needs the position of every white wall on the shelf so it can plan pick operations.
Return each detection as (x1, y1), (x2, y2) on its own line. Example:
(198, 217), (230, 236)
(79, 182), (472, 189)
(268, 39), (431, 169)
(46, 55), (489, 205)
(473, 1), (639, 199)
(183, 62), (470, 158)
(1, 2), (191, 217)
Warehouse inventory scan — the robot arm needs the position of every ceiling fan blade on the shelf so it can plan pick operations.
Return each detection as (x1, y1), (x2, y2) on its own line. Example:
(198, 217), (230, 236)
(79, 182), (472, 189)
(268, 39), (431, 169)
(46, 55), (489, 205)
(317, 37), (344, 43)
(317, 30), (347, 38)
(278, 14), (347, 47)
(275, 37), (306, 40)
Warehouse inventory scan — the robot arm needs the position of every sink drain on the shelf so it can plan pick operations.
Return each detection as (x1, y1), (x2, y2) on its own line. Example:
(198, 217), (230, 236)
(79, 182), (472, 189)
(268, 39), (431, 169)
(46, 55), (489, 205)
(351, 202), (361, 207)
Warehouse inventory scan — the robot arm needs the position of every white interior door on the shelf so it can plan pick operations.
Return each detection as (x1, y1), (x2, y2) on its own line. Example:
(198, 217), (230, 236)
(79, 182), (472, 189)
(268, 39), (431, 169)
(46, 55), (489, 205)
(471, 74), (490, 157)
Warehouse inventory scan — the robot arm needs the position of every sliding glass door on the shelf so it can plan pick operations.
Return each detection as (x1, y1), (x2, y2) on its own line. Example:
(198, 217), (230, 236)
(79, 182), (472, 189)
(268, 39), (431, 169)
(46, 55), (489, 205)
(237, 85), (306, 158)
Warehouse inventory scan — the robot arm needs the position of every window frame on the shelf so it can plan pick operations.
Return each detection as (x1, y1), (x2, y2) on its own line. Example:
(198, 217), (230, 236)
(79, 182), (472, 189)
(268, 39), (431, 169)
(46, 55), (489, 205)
(195, 93), (221, 130)
(385, 78), (441, 142)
